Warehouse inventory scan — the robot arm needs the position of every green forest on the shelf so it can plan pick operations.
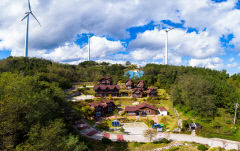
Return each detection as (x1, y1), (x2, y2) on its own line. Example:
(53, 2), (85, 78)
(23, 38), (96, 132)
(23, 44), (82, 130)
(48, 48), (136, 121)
(0, 57), (239, 150)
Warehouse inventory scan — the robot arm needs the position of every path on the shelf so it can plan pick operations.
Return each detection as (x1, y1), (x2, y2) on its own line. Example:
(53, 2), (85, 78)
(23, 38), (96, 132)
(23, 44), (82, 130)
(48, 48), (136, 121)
(152, 115), (159, 123)
(68, 106), (239, 150)
(71, 117), (240, 150)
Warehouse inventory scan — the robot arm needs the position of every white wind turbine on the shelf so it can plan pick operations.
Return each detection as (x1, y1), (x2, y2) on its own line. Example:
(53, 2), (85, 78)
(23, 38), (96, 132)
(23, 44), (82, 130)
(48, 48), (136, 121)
(164, 28), (174, 65)
(87, 33), (92, 61)
(21, 0), (41, 57)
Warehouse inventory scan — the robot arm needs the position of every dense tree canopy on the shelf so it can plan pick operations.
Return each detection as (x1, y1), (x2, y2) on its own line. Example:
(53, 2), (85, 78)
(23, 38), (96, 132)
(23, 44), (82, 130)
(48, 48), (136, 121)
(0, 57), (240, 149)
(0, 72), (87, 150)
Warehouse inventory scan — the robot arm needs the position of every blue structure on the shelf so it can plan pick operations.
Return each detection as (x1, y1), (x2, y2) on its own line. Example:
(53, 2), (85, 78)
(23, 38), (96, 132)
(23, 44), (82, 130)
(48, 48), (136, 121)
(152, 123), (164, 132)
(112, 120), (120, 127)
(125, 70), (144, 79)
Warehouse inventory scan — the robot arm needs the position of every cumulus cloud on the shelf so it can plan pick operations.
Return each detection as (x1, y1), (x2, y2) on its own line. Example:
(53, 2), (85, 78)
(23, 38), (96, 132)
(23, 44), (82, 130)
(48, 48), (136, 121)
(41, 36), (124, 62)
(227, 62), (238, 68)
(0, 0), (240, 70)
(188, 57), (223, 70)
(129, 28), (221, 64)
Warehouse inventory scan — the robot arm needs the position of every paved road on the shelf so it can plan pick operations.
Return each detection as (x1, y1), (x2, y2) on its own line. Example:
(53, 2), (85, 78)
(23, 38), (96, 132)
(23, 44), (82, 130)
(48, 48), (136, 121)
(72, 118), (240, 150)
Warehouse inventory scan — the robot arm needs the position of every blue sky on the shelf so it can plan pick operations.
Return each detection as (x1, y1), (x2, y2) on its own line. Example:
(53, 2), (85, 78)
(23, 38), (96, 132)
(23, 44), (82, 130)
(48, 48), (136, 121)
(0, 0), (240, 74)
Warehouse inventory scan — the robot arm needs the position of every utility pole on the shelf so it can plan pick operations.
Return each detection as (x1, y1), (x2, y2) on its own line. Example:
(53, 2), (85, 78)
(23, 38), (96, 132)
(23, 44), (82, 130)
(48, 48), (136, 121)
(234, 103), (239, 126)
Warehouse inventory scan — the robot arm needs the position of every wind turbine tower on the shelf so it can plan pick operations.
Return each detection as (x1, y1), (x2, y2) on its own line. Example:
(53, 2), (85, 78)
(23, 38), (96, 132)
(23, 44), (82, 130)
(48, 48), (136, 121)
(164, 28), (174, 65)
(87, 33), (92, 61)
(21, 0), (41, 57)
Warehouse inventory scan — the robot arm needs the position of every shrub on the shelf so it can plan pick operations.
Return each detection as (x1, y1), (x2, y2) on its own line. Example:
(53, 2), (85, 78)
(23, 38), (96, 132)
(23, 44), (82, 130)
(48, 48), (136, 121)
(160, 138), (170, 143)
(226, 120), (231, 124)
(197, 144), (208, 151)
(167, 147), (180, 151)
(120, 128), (125, 133)
(212, 122), (221, 129)
(150, 120), (155, 126)
(96, 122), (109, 131)
(101, 137), (112, 144)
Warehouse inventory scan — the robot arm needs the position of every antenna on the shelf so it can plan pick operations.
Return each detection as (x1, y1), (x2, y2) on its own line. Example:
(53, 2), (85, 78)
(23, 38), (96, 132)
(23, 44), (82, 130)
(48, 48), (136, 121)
(21, 0), (41, 57)
(164, 28), (174, 65)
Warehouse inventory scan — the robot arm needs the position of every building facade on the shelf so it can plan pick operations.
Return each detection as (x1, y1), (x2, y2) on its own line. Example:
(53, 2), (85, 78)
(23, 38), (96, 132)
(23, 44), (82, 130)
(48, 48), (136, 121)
(94, 77), (120, 97)
(125, 103), (159, 116)
(146, 88), (158, 97)
(89, 100), (115, 117)
(126, 79), (134, 89)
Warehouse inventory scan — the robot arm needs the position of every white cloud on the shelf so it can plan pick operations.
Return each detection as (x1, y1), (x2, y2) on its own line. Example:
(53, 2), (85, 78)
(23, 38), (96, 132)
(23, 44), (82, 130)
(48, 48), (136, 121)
(129, 28), (221, 59)
(41, 36), (124, 62)
(227, 62), (238, 68)
(229, 57), (235, 62)
(0, 0), (240, 71)
(188, 57), (223, 70)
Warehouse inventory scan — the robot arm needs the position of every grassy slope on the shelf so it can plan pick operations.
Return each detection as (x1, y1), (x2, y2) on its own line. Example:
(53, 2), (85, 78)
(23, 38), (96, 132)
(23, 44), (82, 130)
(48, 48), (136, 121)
(178, 105), (240, 141)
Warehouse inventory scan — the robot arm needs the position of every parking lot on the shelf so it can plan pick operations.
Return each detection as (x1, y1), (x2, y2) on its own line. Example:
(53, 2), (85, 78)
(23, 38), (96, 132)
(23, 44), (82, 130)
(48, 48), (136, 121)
(122, 122), (148, 135)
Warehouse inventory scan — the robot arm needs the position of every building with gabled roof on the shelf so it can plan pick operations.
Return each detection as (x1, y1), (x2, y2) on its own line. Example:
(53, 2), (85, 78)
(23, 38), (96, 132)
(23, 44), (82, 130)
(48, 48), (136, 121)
(89, 100), (115, 117)
(98, 76), (113, 85)
(125, 103), (159, 116)
(158, 107), (168, 116)
(126, 79), (134, 89)
(146, 88), (158, 97)
(136, 80), (146, 90)
(94, 76), (120, 97)
(132, 88), (145, 98)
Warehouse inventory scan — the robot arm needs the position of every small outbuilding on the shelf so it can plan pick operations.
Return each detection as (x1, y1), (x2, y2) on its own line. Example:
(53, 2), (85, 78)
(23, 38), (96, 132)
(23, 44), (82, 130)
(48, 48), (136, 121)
(158, 107), (168, 116)
(189, 123), (202, 131)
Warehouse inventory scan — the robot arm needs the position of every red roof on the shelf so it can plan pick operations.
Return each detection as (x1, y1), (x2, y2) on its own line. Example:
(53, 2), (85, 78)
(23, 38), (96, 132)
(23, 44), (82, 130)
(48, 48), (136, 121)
(93, 85), (120, 90)
(146, 88), (157, 94)
(132, 88), (143, 93)
(158, 107), (167, 111)
(125, 103), (158, 112)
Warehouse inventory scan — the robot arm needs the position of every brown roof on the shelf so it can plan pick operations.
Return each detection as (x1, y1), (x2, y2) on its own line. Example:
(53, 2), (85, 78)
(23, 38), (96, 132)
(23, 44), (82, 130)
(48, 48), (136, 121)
(146, 88), (157, 94)
(158, 107), (167, 111)
(137, 80), (145, 85)
(94, 85), (120, 90)
(132, 88), (143, 93)
(126, 79), (134, 83)
(99, 76), (112, 81)
(125, 103), (158, 112)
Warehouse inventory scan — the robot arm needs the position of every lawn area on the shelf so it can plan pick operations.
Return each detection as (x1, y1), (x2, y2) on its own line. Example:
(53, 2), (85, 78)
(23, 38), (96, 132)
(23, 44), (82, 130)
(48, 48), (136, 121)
(158, 116), (178, 131)
(177, 106), (240, 141)
(87, 139), (170, 151)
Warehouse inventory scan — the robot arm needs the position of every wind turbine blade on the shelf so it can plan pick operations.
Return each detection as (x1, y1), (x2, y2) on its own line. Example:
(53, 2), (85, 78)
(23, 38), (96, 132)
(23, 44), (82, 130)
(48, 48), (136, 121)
(28, 0), (32, 11)
(30, 12), (41, 26)
(21, 14), (29, 21)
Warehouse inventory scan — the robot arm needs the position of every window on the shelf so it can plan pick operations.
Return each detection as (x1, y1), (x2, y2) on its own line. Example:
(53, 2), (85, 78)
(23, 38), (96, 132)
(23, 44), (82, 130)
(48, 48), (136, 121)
(108, 106), (112, 112)
(147, 110), (151, 114)
(96, 111), (101, 117)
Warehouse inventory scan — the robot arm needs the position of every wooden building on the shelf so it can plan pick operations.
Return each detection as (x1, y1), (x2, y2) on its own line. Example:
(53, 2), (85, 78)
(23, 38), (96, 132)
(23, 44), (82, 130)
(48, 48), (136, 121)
(98, 77), (113, 85)
(136, 80), (146, 90)
(94, 77), (120, 97)
(94, 85), (120, 97)
(146, 88), (158, 97)
(126, 79), (134, 89)
(89, 100), (115, 117)
(125, 103), (159, 116)
(132, 88), (145, 98)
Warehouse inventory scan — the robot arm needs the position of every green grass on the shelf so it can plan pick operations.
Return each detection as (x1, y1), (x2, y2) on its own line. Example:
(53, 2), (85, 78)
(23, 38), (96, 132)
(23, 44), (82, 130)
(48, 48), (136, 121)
(178, 107), (240, 141)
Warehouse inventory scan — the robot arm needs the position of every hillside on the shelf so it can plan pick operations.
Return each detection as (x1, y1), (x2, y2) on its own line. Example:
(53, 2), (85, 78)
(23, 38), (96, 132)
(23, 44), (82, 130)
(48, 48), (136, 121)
(0, 57), (239, 151)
